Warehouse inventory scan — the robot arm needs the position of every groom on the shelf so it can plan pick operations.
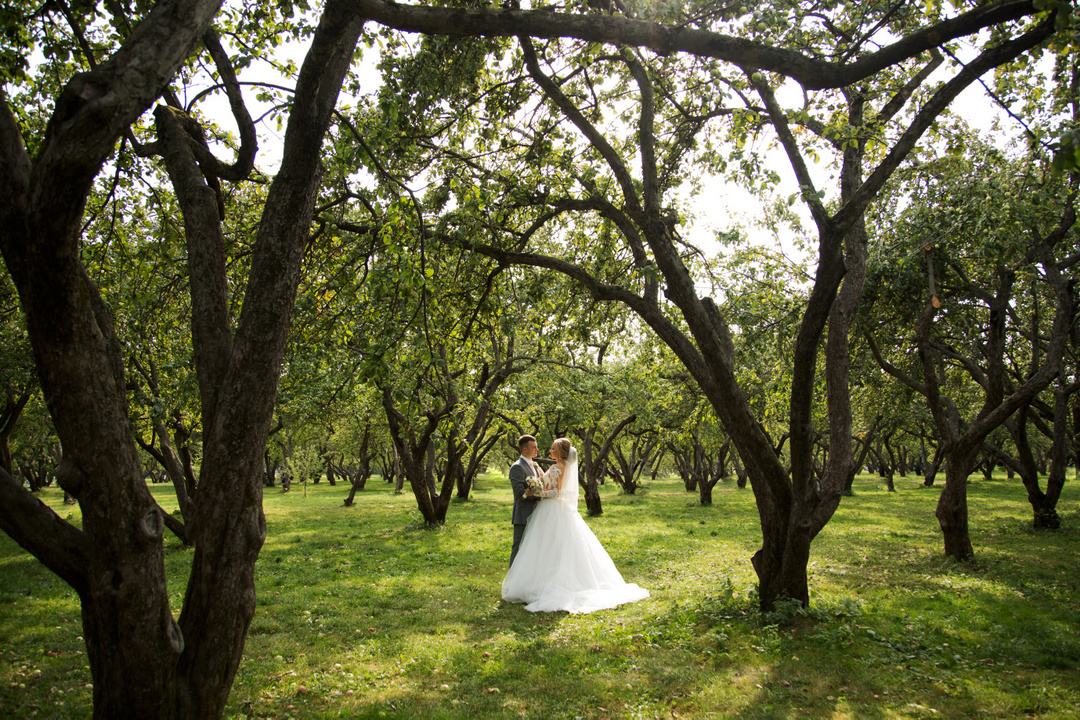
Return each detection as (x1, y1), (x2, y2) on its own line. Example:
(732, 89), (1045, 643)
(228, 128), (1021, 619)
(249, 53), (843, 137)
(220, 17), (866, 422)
(508, 434), (541, 568)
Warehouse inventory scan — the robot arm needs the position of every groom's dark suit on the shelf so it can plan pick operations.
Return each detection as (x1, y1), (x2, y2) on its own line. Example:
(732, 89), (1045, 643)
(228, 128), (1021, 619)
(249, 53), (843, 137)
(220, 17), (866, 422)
(508, 455), (540, 568)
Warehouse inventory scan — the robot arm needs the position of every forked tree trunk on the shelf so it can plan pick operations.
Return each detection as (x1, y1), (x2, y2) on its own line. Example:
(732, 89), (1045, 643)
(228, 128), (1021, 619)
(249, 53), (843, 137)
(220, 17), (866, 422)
(381, 386), (455, 525)
(1012, 382), (1075, 529)
(167, 15), (364, 716)
(698, 475), (718, 505)
(914, 254), (1073, 560)
(0, 6), (362, 717)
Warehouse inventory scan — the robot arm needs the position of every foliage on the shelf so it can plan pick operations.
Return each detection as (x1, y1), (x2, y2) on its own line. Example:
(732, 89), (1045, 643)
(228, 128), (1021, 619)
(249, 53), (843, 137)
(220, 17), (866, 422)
(863, 131), (1076, 452)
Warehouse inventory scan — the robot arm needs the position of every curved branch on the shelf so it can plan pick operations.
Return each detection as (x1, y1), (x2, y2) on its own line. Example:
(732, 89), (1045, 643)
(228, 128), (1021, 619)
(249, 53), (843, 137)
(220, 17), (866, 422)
(874, 49), (942, 129)
(620, 47), (658, 215)
(154, 104), (234, 426)
(864, 327), (928, 395)
(519, 37), (642, 220)
(200, 28), (258, 182)
(751, 70), (830, 230)
(25, 0), (225, 259)
(466, 239), (705, 373)
(345, 0), (1041, 90)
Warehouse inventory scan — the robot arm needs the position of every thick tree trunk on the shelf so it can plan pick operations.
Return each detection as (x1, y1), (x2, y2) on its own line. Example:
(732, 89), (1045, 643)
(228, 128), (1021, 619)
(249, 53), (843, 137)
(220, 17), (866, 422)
(698, 477), (715, 505)
(172, 13), (364, 717)
(0, 3), (227, 716)
(937, 454), (976, 560)
(582, 483), (603, 516)
(1029, 493), (1061, 530)
(0, 5), (362, 718)
(574, 416), (635, 515)
(402, 446), (439, 522)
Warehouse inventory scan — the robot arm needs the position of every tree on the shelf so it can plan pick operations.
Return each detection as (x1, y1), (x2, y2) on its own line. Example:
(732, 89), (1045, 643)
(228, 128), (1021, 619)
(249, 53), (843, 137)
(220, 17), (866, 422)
(0, 1), (363, 715)
(865, 135), (1076, 557)
(983, 270), (1079, 529)
(667, 396), (734, 505)
(370, 0), (1057, 607)
(609, 426), (659, 494)
(346, 207), (535, 523)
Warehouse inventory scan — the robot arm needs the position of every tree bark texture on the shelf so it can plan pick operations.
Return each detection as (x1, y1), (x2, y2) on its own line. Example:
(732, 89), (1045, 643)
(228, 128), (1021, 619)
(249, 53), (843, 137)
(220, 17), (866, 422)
(0, 1), (363, 716)
(0, 2), (225, 715)
(174, 10), (363, 715)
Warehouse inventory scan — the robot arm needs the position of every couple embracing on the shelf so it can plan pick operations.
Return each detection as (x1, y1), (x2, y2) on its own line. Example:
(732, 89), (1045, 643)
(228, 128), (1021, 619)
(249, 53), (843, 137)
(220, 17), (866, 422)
(501, 434), (649, 614)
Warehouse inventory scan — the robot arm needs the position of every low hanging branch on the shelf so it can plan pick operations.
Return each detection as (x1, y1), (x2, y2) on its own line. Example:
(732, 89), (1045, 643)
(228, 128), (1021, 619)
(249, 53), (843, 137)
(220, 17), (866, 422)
(345, 0), (1043, 90)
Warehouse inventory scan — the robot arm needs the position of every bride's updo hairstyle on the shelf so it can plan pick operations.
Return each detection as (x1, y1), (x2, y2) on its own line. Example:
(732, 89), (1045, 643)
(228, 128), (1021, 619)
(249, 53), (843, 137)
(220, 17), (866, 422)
(554, 437), (573, 462)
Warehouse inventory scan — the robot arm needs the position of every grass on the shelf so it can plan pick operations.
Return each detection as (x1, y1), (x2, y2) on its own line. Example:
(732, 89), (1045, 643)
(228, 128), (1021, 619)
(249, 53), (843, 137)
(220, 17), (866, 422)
(1, 472), (1078, 719)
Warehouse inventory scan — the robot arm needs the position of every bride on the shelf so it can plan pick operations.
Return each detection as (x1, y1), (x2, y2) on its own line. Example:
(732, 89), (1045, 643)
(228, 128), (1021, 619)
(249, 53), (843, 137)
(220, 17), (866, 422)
(501, 437), (649, 614)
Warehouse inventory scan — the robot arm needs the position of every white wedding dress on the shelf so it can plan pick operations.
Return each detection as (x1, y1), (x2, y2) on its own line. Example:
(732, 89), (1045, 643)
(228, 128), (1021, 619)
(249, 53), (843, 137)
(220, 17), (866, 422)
(501, 450), (649, 614)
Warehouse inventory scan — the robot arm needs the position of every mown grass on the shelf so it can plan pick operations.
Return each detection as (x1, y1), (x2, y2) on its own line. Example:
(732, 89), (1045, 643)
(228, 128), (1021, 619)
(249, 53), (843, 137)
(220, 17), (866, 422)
(1, 472), (1078, 719)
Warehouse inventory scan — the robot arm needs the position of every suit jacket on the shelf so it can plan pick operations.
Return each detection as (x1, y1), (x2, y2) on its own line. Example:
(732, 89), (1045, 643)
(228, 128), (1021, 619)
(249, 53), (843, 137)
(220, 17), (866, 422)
(509, 455), (540, 526)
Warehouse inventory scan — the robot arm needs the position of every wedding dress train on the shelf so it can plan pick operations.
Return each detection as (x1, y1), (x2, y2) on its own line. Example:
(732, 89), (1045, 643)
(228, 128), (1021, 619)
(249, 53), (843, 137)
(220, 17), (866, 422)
(501, 451), (649, 614)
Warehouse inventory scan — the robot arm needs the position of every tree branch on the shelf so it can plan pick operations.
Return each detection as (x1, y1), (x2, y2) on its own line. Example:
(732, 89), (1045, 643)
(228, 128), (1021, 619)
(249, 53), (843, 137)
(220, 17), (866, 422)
(345, 0), (1040, 90)
(0, 465), (90, 596)
(836, 16), (1055, 230)
(199, 28), (258, 182)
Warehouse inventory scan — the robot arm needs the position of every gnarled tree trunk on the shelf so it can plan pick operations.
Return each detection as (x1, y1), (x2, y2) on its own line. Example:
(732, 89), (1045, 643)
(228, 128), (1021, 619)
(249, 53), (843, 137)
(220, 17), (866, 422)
(0, 4), (362, 717)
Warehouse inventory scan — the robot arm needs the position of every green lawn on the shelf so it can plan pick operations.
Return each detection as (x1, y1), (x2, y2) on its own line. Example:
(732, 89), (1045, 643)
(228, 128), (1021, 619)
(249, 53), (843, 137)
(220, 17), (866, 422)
(1, 472), (1078, 719)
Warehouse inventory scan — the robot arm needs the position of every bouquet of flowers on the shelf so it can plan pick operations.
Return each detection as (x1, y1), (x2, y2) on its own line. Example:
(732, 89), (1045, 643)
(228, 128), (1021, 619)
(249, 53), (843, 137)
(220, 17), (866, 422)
(525, 475), (546, 496)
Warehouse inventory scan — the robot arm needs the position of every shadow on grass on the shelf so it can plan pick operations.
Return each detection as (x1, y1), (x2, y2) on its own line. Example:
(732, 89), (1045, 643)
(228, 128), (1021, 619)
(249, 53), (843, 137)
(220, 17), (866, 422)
(4, 476), (1080, 719)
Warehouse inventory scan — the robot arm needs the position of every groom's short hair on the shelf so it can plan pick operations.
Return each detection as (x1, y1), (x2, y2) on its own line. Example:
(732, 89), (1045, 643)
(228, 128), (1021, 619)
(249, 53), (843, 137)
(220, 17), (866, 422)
(517, 434), (536, 450)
